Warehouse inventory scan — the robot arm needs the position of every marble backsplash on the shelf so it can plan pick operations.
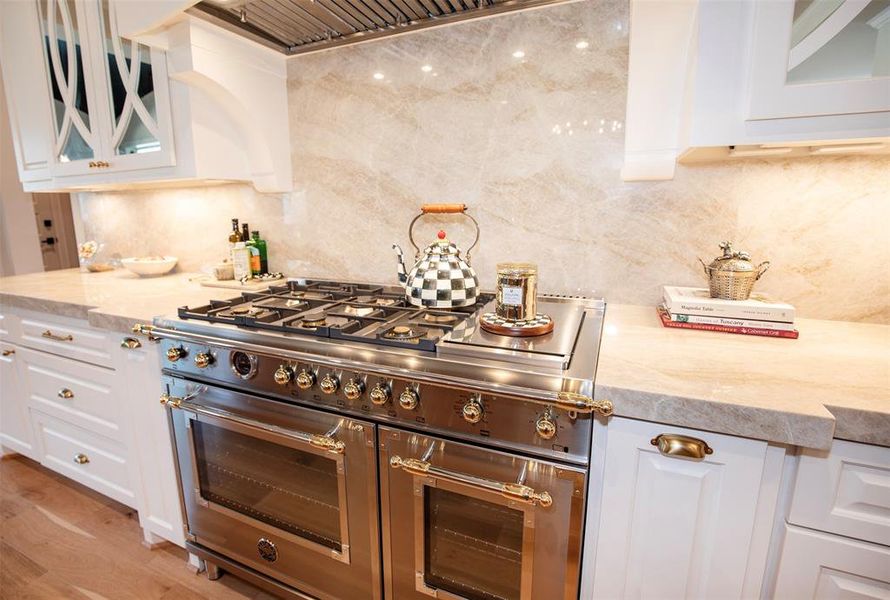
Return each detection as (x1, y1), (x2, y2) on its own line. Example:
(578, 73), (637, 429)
(75, 0), (890, 323)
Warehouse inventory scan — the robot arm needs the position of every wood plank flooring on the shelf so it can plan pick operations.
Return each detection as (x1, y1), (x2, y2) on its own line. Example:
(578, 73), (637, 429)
(0, 454), (271, 600)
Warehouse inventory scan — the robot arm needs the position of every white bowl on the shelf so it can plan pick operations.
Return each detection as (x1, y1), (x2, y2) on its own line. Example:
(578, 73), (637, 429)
(121, 256), (178, 277)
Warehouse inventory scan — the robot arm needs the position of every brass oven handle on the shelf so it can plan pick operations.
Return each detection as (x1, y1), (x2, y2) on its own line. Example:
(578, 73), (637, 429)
(555, 392), (613, 417)
(389, 455), (553, 507)
(160, 392), (346, 454)
(120, 337), (142, 349)
(131, 323), (160, 342)
(42, 329), (73, 342)
(650, 434), (713, 460)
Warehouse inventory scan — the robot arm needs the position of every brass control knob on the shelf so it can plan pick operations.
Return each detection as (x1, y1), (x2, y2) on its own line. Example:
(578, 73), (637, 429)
(370, 383), (391, 406)
(274, 365), (293, 385)
(343, 379), (365, 400)
(320, 373), (339, 395)
(535, 414), (557, 440)
(296, 369), (316, 390)
(461, 396), (484, 424)
(194, 352), (213, 369)
(398, 388), (419, 410)
(166, 346), (186, 362)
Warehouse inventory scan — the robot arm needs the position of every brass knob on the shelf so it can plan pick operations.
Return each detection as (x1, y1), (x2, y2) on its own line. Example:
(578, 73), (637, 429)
(369, 383), (391, 406)
(320, 373), (339, 395)
(194, 352), (213, 368)
(296, 369), (316, 390)
(166, 346), (185, 362)
(462, 396), (483, 424)
(535, 414), (557, 440)
(58, 388), (74, 399)
(343, 379), (365, 400)
(398, 388), (418, 410)
(73, 453), (89, 465)
(274, 365), (293, 385)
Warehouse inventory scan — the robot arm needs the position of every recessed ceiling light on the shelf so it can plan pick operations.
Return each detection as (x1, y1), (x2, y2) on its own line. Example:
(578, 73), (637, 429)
(512, 50), (525, 58)
(575, 40), (589, 49)
(373, 72), (384, 80)
(421, 65), (432, 72)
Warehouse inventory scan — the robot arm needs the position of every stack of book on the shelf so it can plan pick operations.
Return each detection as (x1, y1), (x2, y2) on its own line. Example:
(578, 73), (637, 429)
(659, 286), (798, 339)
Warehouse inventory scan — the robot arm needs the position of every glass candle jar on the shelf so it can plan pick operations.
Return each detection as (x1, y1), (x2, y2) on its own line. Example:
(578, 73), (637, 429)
(496, 263), (537, 321)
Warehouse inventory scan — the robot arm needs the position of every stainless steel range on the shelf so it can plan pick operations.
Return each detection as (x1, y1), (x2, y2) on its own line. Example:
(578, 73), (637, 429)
(135, 278), (611, 600)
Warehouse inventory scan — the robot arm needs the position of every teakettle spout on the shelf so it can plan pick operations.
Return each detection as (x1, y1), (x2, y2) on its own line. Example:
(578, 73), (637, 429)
(393, 244), (408, 285)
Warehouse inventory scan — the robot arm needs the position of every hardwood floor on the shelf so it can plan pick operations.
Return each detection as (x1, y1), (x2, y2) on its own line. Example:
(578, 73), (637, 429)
(0, 454), (272, 600)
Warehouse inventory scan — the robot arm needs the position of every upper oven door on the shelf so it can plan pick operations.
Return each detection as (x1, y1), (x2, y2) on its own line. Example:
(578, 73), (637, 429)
(379, 426), (587, 600)
(165, 376), (380, 600)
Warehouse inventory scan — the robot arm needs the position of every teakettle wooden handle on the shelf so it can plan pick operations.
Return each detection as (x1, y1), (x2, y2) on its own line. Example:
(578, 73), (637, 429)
(421, 204), (467, 214)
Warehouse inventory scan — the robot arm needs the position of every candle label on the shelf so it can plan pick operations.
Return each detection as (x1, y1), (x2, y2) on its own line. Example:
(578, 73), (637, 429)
(502, 286), (523, 306)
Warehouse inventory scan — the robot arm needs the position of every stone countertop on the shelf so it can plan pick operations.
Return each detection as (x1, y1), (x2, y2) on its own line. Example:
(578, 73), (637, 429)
(0, 268), (222, 333)
(596, 304), (890, 450)
(1, 270), (888, 449)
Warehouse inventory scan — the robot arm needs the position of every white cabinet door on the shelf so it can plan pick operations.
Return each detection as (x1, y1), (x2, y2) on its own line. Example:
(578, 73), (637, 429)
(116, 335), (185, 546)
(0, 344), (38, 460)
(773, 525), (890, 599)
(585, 417), (770, 599)
(748, 0), (890, 120)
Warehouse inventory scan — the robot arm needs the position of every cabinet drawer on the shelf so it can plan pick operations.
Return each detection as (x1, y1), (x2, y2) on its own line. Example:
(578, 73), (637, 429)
(0, 312), (20, 342)
(773, 525), (890, 599)
(31, 410), (135, 508)
(19, 314), (113, 367)
(790, 440), (890, 546)
(18, 347), (122, 441)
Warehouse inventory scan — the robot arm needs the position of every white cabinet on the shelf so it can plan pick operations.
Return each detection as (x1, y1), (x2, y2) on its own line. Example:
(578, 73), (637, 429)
(0, 0), (292, 192)
(0, 343), (38, 460)
(583, 416), (782, 599)
(115, 335), (185, 547)
(772, 525), (890, 599)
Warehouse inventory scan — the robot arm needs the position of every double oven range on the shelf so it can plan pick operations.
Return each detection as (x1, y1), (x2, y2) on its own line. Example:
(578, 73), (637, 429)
(138, 279), (611, 600)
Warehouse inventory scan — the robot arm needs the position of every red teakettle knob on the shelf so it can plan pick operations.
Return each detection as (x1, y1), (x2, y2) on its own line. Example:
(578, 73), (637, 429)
(437, 230), (446, 239)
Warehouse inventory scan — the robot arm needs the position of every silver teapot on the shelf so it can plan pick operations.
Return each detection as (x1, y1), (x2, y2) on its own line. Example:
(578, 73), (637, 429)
(393, 204), (480, 309)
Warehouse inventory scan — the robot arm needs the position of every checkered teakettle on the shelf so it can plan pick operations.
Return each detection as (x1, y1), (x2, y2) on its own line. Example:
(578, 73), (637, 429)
(393, 204), (480, 309)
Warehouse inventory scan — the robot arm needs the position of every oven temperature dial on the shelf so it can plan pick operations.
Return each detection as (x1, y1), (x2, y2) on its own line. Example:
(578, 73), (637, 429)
(398, 388), (418, 410)
(296, 369), (316, 390)
(194, 352), (213, 369)
(535, 412), (557, 440)
(344, 379), (365, 400)
(274, 365), (293, 385)
(461, 396), (484, 424)
(370, 383), (391, 406)
(166, 346), (186, 362)
(320, 373), (339, 395)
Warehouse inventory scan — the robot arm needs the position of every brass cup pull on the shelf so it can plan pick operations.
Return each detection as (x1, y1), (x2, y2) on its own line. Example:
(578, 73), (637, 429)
(58, 388), (74, 399)
(42, 330), (73, 342)
(651, 434), (713, 460)
(73, 453), (89, 465)
(1, 349), (14, 357)
(120, 337), (142, 349)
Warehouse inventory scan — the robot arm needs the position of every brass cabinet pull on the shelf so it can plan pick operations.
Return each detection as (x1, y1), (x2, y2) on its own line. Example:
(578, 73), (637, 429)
(41, 330), (73, 342)
(160, 391), (347, 454)
(88, 160), (110, 168)
(120, 337), (142, 349)
(73, 453), (90, 465)
(1, 349), (14, 357)
(390, 455), (553, 507)
(650, 434), (713, 460)
(58, 388), (74, 399)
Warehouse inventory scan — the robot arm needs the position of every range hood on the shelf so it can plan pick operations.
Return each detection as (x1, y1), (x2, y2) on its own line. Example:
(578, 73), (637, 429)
(191, 0), (568, 55)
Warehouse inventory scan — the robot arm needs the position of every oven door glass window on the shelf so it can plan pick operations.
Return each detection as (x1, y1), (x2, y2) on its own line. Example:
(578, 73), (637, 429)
(191, 420), (342, 552)
(423, 486), (526, 600)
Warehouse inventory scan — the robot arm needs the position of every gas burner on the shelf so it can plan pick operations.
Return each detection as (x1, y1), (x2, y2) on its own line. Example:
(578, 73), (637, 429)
(343, 305), (377, 317)
(285, 299), (309, 310)
(230, 305), (263, 316)
(355, 295), (398, 306)
(374, 297), (398, 306)
(423, 313), (459, 325)
(300, 312), (328, 328)
(382, 325), (423, 341)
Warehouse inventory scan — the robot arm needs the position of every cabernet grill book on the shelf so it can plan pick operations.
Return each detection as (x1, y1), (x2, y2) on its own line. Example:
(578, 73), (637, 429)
(660, 286), (799, 339)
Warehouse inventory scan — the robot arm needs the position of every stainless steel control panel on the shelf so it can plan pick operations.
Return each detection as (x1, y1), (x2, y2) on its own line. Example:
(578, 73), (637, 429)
(159, 338), (592, 465)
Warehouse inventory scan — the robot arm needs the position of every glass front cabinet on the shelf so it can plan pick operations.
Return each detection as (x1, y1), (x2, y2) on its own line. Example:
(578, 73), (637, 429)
(2, 0), (175, 182)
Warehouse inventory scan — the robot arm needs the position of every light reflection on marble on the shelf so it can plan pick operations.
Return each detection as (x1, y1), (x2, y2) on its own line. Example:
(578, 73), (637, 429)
(74, 0), (890, 323)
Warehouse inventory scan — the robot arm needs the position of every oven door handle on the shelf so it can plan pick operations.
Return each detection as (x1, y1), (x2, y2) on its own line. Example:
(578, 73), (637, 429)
(160, 392), (347, 454)
(389, 455), (553, 507)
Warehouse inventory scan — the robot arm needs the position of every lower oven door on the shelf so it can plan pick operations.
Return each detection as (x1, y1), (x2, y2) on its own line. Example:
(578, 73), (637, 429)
(379, 426), (587, 600)
(166, 377), (380, 600)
